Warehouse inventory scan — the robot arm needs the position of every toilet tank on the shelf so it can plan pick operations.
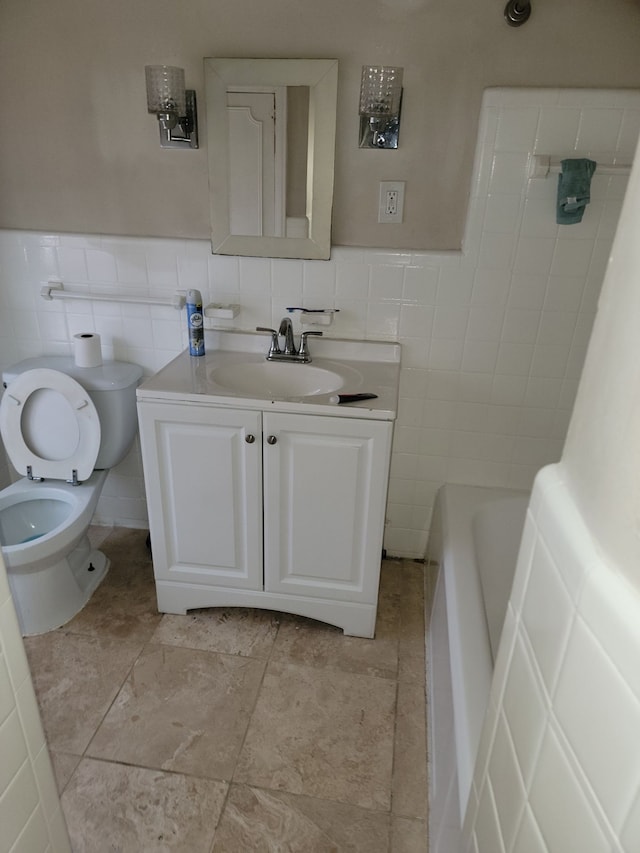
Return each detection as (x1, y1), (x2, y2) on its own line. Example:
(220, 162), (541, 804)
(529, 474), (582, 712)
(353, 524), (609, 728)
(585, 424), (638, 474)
(2, 356), (144, 470)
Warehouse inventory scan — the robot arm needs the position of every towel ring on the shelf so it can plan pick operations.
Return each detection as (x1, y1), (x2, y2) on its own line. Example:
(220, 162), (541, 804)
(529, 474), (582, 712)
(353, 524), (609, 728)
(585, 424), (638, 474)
(504, 0), (531, 26)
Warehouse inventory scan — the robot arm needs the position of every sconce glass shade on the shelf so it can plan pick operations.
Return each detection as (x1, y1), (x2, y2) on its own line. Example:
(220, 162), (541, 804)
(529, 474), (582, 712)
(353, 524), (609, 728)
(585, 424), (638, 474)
(359, 66), (403, 118)
(144, 65), (198, 149)
(358, 65), (403, 149)
(145, 65), (187, 119)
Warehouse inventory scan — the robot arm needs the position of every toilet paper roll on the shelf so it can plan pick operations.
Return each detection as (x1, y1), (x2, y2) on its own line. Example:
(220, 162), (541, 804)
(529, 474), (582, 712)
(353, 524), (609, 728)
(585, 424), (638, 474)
(73, 333), (102, 368)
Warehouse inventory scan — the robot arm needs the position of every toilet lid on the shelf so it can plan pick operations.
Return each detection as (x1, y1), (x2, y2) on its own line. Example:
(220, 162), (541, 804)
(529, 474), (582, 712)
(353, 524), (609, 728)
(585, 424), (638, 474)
(0, 368), (101, 482)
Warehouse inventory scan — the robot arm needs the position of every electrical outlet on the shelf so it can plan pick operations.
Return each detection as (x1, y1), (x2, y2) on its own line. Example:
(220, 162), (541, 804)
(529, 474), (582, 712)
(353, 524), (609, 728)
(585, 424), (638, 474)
(385, 190), (399, 215)
(378, 181), (405, 223)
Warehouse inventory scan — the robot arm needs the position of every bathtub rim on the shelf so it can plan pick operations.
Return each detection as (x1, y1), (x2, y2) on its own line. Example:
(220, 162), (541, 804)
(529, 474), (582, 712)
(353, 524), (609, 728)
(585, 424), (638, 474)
(427, 483), (529, 826)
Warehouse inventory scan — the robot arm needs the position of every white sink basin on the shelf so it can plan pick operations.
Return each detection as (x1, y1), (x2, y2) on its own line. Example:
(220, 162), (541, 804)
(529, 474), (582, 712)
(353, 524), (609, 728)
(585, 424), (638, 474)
(211, 361), (346, 398)
(137, 331), (400, 419)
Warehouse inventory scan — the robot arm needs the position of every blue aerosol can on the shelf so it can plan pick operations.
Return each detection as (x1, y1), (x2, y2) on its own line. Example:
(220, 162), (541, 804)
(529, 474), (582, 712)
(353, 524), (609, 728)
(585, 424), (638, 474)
(186, 289), (205, 356)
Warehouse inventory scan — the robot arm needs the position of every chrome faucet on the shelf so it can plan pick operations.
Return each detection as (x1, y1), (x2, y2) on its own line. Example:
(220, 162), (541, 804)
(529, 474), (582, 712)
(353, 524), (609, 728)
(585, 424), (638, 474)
(256, 319), (322, 363)
(279, 316), (297, 355)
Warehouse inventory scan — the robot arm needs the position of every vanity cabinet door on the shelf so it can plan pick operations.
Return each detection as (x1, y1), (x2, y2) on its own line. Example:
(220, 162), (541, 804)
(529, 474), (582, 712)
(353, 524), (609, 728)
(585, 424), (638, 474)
(137, 401), (263, 590)
(262, 412), (392, 603)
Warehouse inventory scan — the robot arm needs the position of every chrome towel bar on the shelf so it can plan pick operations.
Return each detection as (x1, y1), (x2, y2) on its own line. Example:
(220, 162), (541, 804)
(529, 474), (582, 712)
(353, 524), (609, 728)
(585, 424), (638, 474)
(41, 282), (186, 310)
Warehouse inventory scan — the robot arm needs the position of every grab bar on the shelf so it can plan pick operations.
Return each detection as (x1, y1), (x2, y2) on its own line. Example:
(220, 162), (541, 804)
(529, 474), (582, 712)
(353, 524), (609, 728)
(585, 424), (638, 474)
(529, 155), (632, 180)
(41, 282), (186, 310)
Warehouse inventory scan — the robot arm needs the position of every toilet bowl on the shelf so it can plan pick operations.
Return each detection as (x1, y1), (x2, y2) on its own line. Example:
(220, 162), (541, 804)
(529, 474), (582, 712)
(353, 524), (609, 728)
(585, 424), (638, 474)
(0, 356), (143, 635)
(0, 472), (109, 633)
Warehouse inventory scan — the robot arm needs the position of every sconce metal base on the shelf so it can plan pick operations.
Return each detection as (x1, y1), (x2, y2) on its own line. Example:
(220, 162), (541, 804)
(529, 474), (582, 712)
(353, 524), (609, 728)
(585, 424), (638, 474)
(158, 90), (198, 149)
(504, 0), (531, 26)
(359, 114), (401, 149)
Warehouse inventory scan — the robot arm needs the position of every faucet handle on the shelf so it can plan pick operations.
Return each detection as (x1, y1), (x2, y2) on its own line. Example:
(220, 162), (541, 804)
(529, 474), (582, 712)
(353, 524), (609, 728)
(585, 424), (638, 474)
(298, 330), (322, 361)
(256, 326), (281, 358)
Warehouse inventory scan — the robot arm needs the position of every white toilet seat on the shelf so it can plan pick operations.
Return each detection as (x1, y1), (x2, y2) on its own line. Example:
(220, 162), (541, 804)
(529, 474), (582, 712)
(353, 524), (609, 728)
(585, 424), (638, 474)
(0, 368), (101, 482)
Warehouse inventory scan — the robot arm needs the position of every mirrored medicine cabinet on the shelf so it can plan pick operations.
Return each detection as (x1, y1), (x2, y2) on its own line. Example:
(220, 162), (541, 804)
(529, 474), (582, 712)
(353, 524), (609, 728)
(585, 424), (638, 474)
(204, 58), (338, 260)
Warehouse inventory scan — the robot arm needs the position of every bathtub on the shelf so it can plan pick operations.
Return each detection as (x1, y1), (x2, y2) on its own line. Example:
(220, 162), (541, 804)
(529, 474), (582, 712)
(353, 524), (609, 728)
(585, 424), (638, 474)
(426, 484), (529, 853)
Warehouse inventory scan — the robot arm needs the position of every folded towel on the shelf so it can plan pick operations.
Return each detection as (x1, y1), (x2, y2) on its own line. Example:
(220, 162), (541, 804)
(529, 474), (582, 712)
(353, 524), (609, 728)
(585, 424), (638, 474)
(556, 158), (597, 225)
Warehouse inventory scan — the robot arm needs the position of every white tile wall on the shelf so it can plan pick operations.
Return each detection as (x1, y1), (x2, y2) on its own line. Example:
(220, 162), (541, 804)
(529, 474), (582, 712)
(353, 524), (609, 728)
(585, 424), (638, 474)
(464, 464), (640, 852)
(0, 88), (638, 556)
(0, 552), (71, 853)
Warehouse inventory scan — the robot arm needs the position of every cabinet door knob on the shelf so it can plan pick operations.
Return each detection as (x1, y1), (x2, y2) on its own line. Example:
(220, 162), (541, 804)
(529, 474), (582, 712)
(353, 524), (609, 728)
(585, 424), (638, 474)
(267, 435), (278, 445)
(245, 434), (255, 444)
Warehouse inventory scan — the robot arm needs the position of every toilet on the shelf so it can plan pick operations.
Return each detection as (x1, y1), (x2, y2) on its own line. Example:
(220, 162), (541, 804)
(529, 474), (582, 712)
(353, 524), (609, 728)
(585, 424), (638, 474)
(0, 356), (143, 635)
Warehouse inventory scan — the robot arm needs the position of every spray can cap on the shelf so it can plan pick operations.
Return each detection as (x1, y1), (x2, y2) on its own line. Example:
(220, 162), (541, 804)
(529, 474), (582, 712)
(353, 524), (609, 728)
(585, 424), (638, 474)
(187, 289), (202, 305)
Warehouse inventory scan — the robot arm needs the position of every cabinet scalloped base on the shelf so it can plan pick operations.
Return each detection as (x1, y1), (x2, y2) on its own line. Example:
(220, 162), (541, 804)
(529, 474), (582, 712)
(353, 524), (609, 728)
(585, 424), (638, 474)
(155, 581), (377, 639)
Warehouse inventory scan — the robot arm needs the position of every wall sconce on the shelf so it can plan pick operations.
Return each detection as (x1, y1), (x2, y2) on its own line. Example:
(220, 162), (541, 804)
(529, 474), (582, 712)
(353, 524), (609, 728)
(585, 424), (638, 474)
(358, 65), (403, 149)
(145, 65), (198, 149)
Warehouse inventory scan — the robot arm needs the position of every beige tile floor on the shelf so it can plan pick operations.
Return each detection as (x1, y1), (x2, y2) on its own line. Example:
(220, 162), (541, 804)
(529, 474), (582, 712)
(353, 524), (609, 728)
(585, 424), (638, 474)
(24, 527), (429, 852)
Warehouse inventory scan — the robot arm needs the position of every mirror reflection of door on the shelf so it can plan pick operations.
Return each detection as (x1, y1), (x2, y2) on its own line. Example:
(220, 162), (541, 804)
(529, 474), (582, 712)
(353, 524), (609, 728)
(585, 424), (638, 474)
(227, 90), (282, 237)
(227, 87), (310, 239)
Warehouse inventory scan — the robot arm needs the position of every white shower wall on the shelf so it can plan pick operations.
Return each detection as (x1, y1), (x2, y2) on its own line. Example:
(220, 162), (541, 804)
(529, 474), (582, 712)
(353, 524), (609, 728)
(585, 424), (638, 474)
(464, 465), (640, 852)
(463, 119), (640, 853)
(0, 87), (638, 557)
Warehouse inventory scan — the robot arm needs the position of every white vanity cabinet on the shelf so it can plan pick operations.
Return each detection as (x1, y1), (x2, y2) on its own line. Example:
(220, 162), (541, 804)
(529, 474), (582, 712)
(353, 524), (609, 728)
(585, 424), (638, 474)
(137, 400), (393, 637)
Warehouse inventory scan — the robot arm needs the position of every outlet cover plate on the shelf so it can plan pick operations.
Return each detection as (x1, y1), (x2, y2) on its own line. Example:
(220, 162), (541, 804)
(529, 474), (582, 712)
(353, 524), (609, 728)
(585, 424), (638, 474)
(378, 181), (405, 223)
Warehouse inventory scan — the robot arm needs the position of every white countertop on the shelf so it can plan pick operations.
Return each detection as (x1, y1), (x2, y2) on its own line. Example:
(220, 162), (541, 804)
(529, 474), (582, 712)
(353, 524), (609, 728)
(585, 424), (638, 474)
(137, 330), (401, 421)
